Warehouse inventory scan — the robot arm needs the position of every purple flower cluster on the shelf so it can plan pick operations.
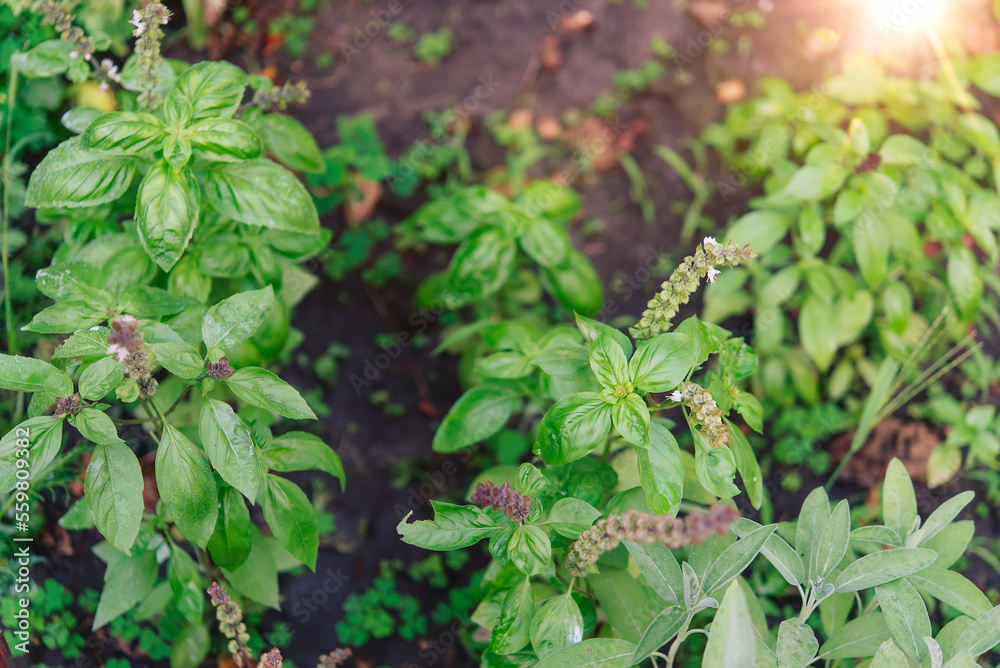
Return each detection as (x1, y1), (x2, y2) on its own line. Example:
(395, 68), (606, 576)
(470, 481), (532, 523)
(564, 505), (740, 577)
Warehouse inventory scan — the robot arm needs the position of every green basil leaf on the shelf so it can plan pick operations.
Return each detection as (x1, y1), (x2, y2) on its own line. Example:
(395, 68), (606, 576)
(23, 301), (107, 334)
(86, 439), (144, 554)
(72, 407), (120, 444)
(165, 60), (247, 121)
(0, 354), (57, 392)
(474, 352), (534, 379)
(202, 285), (276, 349)
(82, 111), (166, 154)
(703, 581), (756, 668)
(204, 159), (319, 233)
(0, 416), (63, 494)
(262, 474), (318, 570)
(11, 39), (74, 77)
(224, 367), (316, 420)
(530, 594), (584, 659)
(219, 528), (279, 609)
(853, 216), (889, 288)
(443, 226), (518, 308)
(491, 577), (536, 655)
(136, 160), (200, 272)
(628, 333), (693, 392)
(520, 219), (569, 268)
(207, 486), (252, 570)
(546, 497), (600, 538)
(35, 262), (104, 303)
(727, 419), (763, 510)
(543, 249), (604, 315)
(92, 550), (157, 629)
(532, 344), (591, 380)
(397, 500), (500, 550)
(834, 548), (937, 592)
(157, 423), (218, 547)
(575, 313), (633, 358)
(517, 181), (581, 224)
(149, 342), (204, 380)
(189, 118), (263, 162)
(25, 137), (135, 208)
(167, 545), (204, 624)
(260, 113), (325, 174)
(799, 292), (838, 372)
(535, 392), (613, 465)
(171, 623), (210, 668)
(507, 524), (550, 576)
(121, 286), (189, 318)
(638, 420), (683, 514)
(432, 383), (521, 453)
(612, 394), (650, 448)
(52, 328), (113, 359)
(727, 209), (792, 255)
(734, 390), (763, 433)
(948, 245), (983, 321)
(79, 357), (125, 401)
(59, 498), (96, 530)
(590, 333), (630, 388)
(262, 431), (345, 491)
(198, 398), (261, 501)
(43, 371), (73, 398)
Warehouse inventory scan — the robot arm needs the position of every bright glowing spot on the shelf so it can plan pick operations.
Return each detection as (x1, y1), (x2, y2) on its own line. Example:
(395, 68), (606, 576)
(869, 0), (949, 39)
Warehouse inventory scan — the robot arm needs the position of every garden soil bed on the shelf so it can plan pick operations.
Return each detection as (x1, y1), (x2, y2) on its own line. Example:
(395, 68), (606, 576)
(23, 1), (1000, 666)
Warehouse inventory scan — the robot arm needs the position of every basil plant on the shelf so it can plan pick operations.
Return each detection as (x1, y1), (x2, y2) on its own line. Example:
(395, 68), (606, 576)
(402, 181), (604, 316)
(0, 7), (343, 656)
(700, 51), (1000, 410)
(401, 455), (1000, 667)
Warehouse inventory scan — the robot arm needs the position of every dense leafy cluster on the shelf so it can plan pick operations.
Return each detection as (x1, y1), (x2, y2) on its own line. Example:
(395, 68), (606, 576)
(0, 3), (343, 665)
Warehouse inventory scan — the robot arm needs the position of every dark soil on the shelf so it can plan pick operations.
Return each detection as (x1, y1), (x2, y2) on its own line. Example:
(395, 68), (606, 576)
(23, 1), (1000, 667)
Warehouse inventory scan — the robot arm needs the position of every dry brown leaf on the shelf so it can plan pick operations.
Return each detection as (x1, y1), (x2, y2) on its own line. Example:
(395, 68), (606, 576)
(687, 0), (729, 28)
(561, 10), (594, 32)
(346, 175), (383, 224)
(536, 114), (563, 140)
(540, 35), (562, 70)
(830, 418), (939, 488)
(715, 79), (747, 104)
(507, 108), (534, 130)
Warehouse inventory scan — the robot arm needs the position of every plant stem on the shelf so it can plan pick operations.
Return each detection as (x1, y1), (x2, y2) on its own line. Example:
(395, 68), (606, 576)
(2, 66), (17, 358)
(112, 384), (193, 425)
(664, 613), (694, 668)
